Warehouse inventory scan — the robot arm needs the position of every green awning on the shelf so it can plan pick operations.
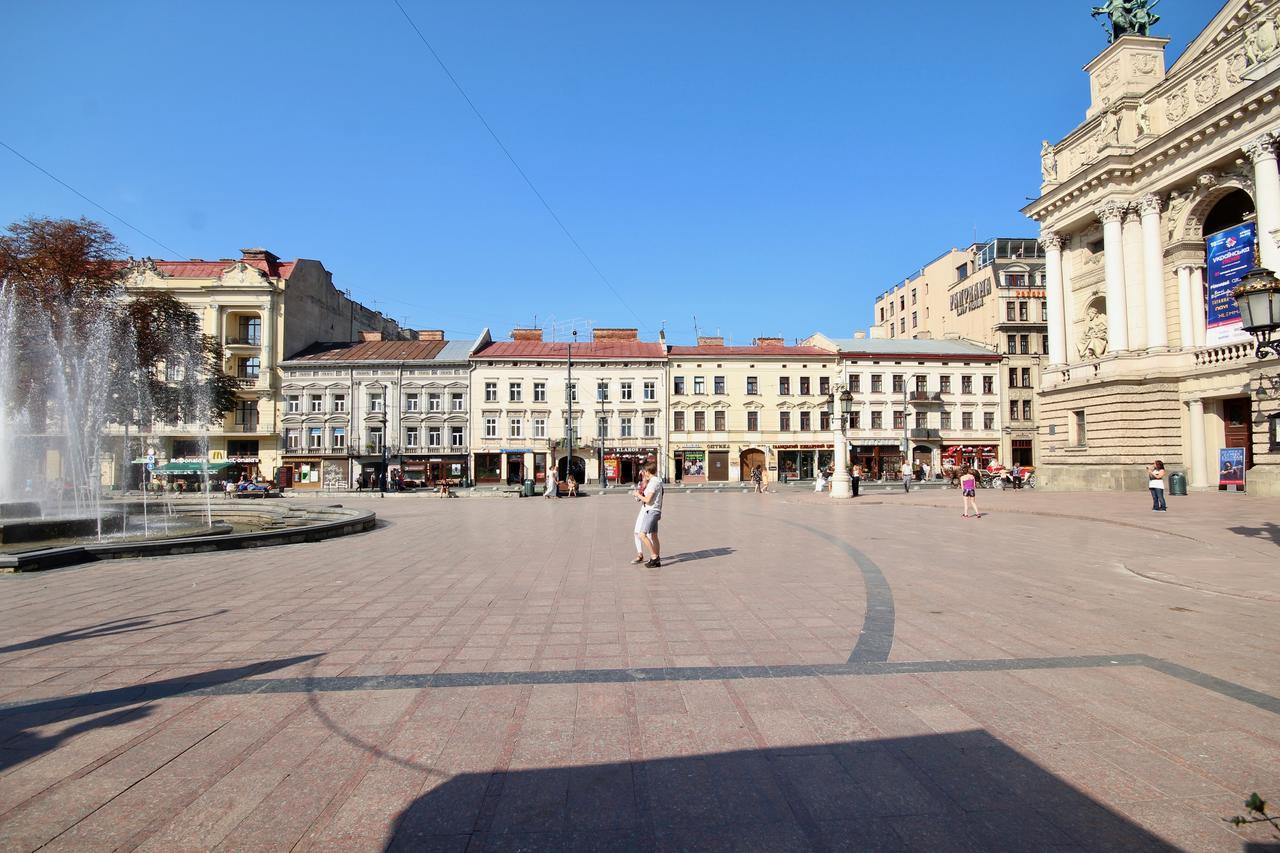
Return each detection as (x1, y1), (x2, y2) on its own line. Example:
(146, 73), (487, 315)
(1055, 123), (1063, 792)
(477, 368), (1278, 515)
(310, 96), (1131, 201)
(153, 461), (234, 475)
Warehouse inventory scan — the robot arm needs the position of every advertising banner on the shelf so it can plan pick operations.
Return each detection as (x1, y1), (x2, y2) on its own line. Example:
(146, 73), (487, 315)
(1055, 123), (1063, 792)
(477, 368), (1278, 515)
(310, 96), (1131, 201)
(680, 450), (706, 483)
(603, 456), (619, 481)
(1218, 447), (1245, 490)
(1205, 223), (1256, 346)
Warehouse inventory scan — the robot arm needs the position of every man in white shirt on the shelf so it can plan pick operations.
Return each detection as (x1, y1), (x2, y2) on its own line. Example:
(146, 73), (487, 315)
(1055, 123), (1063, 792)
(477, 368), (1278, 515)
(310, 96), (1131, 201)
(901, 458), (912, 493)
(632, 462), (664, 568)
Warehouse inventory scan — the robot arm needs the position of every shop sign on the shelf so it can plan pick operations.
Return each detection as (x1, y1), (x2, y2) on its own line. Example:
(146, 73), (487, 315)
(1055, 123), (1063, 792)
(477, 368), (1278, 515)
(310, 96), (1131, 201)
(855, 438), (901, 446)
(1013, 290), (1046, 299)
(210, 449), (227, 461)
(707, 443), (729, 449)
(500, 448), (533, 454)
(774, 444), (833, 450)
(228, 456), (259, 464)
(604, 457), (619, 479)
(1205, 222), (1256, 346)
(949, 279), (992, 315)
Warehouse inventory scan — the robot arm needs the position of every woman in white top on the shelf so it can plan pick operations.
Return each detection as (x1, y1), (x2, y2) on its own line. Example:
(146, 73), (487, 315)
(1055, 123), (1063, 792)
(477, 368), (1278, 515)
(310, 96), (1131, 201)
(1147, 459), (1167, 512)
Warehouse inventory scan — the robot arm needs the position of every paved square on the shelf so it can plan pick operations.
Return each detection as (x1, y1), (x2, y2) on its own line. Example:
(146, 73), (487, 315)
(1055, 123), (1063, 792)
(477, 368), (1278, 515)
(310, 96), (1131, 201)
(1, 489), (1278, 850)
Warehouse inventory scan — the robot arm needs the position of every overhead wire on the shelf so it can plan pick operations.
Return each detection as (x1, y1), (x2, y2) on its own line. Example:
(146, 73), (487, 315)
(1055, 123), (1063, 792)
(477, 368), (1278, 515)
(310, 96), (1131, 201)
(0, 138), (189, 260)
(389, 0), (646, 330)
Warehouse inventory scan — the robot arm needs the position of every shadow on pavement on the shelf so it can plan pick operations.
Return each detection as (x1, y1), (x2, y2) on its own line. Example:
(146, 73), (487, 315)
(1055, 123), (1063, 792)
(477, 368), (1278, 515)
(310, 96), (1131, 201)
(0, 609), (229, 656)
(664, 547), (734, 565)
(0, 654), (318, 774)
(387, 731), (1177, 851)
(1228, 521), (1280, 548)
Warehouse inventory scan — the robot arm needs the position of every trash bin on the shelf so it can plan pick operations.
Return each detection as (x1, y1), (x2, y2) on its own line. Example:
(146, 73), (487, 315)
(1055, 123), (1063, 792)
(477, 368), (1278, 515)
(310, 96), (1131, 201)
(1168, 471), (1187, 496)
(523, 479), (535, 497)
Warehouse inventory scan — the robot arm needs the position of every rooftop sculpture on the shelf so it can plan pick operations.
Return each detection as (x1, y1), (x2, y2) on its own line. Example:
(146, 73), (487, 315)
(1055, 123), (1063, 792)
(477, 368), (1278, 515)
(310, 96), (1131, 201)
(1091, 0), (1161, 43)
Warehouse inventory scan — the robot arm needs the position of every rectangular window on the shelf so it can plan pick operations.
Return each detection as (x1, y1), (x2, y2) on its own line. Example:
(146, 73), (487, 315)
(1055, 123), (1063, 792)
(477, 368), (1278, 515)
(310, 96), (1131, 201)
(622, 380), (635, 401)
(285, 429), (299, 450)
(900, 319), (906, 333)
(428, 393), (441, 412)
(1005, 272), (1027, 289)
(405, 393), (420, 412)
(939, 375), (951, 394)
(1010, 401), (1020, 421)
(238, 357), (260, 379)
(620, 416), (633, 437)
(982, 376), (994, 395)
(1007, 302), (1016, 322)
(485, 382), (498, 402)
(892, 375), (904, 394)
(643, 416), (656, 438)
(235, 400), (258, 430)
(714, 410), (725, 431)
(820, 410), (832, 430)
(532, 418), (546, 439)
(779, 377), (790, 395)
(287, 395), (300, 413)
(871, 374), (883, 393)
(1021, 367), (1031, 387)
(850, 411), (861, 429)
(673, 411), (685, 431)
(235, 316), (261, 345)
(848, 375), (860, 393)
(334, 394), (346, 413)
(915, 412), (927, 429)
(509, 382), (522, 403)
(597, 381), (609, 402)
(915, 376), (927, 393)
(819, 376), (831, 395)
(428, 427), (442, 447)
(1042, 334), (1050, 355)
(780, 411), (791, 431)
(309, 427), (323, 449)
(533, 382), (546, 402)
(451, 393), (464, 411)
(799, 377), (810, 395)
(892, 410), (904, 430)
(1019, 335), (1029, 354)
(674, 376), (685, 395)
(983, 412), (995, 430)
(309, 395), (323, 413)
(597, 416), (608, 438)
(694, 376), (706, 395)
(746, 411), (759, 431)
(509, 418), (522, 438)
(694, 411), (706, 432)
(1007, 334), (1017, 354)
(962, 412), (973, 430)
(1019, 302), (1029, 321)
(1009, 367), (1019, 388)
(1023, 400), (1032, 420)
(484, 417), (497, 438)
(871, 411), (883, 429)
(369, 393), (384, 413)
(643, 381), (655, 401)
(405, 427), (420, 447)
(746, 376), (758, 395)
(1041, 301), (1048, 322)
(568, 382), (578, 402)
(911, 311), (918, 328)
(940, 411), (951, 429)
(799, 411), (811, 431)
(961, 375), (973, 394)
(450, 426), (464, 448)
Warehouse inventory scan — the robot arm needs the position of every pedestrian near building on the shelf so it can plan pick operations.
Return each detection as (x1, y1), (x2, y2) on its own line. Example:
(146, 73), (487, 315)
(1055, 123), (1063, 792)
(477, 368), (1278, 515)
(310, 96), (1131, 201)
(900, 458), (911, 493)
(545, 468), (559, 499)
(1147, 460), (1167, 512)
(922, 462), (931, 482)
(851, 463), (861, 497)
(960, 466), (980, 518)
(631, 462), (664, 567)
(752, 465), (764, 494)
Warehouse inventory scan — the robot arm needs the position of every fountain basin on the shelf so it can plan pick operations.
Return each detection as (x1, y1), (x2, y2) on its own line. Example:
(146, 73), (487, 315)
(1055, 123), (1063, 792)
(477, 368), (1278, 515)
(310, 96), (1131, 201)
(0, 514), (125, 544)
(0, 502), (43, 520)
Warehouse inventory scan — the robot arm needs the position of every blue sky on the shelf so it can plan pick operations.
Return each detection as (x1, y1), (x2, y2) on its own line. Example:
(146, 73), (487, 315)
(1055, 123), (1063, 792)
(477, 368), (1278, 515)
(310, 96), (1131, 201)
(2, 1), (1210, 347)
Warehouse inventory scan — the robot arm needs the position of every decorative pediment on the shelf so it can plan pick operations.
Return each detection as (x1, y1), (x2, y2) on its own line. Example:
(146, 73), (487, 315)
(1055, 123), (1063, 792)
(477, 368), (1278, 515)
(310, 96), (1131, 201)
(1169, 0), (1272, 77)
(217, 260), (271, 288)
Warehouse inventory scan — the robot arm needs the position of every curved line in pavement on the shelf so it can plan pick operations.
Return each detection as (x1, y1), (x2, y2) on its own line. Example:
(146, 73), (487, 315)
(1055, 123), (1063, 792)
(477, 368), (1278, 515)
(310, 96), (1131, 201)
(779, 520), (896, 664)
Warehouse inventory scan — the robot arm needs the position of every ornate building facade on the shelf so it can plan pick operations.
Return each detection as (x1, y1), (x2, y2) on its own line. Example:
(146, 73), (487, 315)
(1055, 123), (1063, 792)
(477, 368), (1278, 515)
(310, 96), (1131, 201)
(1026, 0), (1280, 495)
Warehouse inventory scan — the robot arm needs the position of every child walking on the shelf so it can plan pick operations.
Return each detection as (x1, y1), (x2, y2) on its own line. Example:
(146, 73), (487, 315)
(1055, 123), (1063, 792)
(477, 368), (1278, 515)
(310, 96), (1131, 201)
(960, 466), (980, 518)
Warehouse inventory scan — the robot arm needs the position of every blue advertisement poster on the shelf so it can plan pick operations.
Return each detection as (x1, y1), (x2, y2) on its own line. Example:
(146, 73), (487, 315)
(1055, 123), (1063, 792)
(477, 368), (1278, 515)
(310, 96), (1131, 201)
(1218, 447), (1245, 489)
(1205, 222), (1256, 346)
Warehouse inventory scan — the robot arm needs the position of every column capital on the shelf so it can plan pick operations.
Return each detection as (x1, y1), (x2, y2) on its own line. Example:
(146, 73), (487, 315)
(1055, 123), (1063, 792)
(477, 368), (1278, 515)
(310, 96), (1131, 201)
(1138, 193), (1163, 216)
(1175, 261), (1205, 272)
(1039, 231), (1064, 251)
(1095, 200), (1128, 224)
(1243, 131), (1277, 164)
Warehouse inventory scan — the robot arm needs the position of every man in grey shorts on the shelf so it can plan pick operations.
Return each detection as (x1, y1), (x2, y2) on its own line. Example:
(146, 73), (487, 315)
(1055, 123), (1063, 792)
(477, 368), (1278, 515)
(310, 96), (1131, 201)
(631, 462), (664, 568)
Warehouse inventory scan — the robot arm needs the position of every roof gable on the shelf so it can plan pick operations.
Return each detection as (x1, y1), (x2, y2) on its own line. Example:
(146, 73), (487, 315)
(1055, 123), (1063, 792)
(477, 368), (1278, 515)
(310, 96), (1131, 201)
(1168, 0), (1255, 76)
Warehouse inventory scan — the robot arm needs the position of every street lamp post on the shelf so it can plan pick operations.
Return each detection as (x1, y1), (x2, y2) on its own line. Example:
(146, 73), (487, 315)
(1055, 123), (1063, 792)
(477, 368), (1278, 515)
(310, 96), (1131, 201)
(597, 384), (607, 489)
(1233, 265), (1280, 359)
(565, 330), (576, 484)
(829, 385), (855, 499)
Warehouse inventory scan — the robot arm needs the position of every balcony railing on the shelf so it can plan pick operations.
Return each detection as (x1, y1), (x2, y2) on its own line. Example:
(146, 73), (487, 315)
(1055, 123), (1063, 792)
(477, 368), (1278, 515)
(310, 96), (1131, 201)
(909, 428), (941, 439)
(907, 391), (945, 403)
(225, 336), (261, 346)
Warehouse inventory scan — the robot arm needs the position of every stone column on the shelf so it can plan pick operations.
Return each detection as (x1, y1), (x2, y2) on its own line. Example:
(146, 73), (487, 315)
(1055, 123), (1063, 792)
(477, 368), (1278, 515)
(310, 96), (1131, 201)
(1139, 194), (1169, 349)
(1190, 265), (1207, 347)
(260, 298), (274, 381)
(1096, 201), (1130, 352)
(830, 386), (851, 499)
(1187, 398), (1207, 490)
(1176, 265), (1195, 348)
(1122, 206), (1147, 350)
(1041, 232), (1068, 366)
(1244, 132), (1280, 271)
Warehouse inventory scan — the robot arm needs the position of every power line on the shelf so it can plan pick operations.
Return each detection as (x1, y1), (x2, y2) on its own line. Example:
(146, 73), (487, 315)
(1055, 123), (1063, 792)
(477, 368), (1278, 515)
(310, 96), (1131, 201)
(0, 138), (189, 260)
(389, 0), (643, 327)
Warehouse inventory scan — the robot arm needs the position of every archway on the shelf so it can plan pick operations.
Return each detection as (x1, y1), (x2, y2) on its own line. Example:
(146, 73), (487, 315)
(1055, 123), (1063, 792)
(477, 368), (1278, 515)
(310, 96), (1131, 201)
(739, 448), (764, 483)
(556, 455), (586, 485)
(1201, 188), (1255, 237)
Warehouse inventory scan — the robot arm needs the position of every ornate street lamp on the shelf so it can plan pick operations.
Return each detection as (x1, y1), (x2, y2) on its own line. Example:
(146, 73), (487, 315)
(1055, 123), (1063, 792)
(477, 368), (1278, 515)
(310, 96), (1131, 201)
(829, 385), (855, 499)
(1232, 265), (1280, 359)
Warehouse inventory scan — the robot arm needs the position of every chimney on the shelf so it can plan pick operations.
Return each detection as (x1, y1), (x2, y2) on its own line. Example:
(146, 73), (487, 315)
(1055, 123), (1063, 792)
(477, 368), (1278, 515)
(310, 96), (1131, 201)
(754, 337), (784, 348)
(240, 248), (280, 263)
(592, 328), (639, 342)
(511, 328), (544, 342)
(417, 330), (445, 341)
(853, 331), (866, 339)
(359, 330), (383, 342)
(696, 336), (725, 347)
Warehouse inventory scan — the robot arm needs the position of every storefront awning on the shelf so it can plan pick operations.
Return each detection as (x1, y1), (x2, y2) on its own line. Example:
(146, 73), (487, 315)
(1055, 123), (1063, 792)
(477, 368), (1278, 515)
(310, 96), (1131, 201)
(154, 461), (234, 475)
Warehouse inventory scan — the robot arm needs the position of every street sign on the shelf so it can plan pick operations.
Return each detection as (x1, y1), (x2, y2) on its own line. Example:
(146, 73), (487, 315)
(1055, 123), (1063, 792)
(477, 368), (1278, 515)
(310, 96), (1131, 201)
(146, 451), (156, 464)
(146, 463), (155, 472)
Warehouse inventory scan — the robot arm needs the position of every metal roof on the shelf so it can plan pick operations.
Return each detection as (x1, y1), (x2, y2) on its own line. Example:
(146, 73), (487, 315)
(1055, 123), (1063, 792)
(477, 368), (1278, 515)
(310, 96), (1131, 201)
(825, 337), (998, 358)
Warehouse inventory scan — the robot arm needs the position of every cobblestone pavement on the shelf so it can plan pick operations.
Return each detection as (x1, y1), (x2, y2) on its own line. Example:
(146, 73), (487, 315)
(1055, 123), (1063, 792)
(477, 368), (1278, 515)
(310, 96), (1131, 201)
(1, 490), (1277, 850)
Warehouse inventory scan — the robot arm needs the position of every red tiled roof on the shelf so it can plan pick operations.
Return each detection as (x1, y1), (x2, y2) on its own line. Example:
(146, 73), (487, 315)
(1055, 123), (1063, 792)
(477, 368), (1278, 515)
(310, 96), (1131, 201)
(667, 345), (831, 357)
(289, 340), (447, 362)
(474, 341), (665, 360)
(115, 258), (297, 279)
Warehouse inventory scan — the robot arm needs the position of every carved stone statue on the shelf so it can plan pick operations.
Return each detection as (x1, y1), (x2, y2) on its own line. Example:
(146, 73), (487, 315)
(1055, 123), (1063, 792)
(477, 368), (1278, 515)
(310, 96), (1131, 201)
(1078, 306), (1109, 359)
(1136, 101), (1151, 136)
(1041, 140), (1058, 182)
(1092, 0), (1161, 43)
(1245, 15), (1278, 66)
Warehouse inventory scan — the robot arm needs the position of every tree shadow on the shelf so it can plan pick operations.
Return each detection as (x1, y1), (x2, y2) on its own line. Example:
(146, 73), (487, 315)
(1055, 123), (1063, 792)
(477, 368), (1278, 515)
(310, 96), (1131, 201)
(0, 654), (318, 774)
(0, 609), (230, 656)
(1228, 521), (1280, 548)
(386, 732), (1180, 851)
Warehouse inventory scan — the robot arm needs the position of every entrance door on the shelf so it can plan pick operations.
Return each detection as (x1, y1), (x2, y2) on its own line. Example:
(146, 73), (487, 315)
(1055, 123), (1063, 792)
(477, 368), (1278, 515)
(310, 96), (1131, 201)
(1223, 397), (1253, 468)
(739, 449), (764, 482)
(557, 456), (586, 484)
(708, 451), (730, 481)
(506, 455), (524, 485)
